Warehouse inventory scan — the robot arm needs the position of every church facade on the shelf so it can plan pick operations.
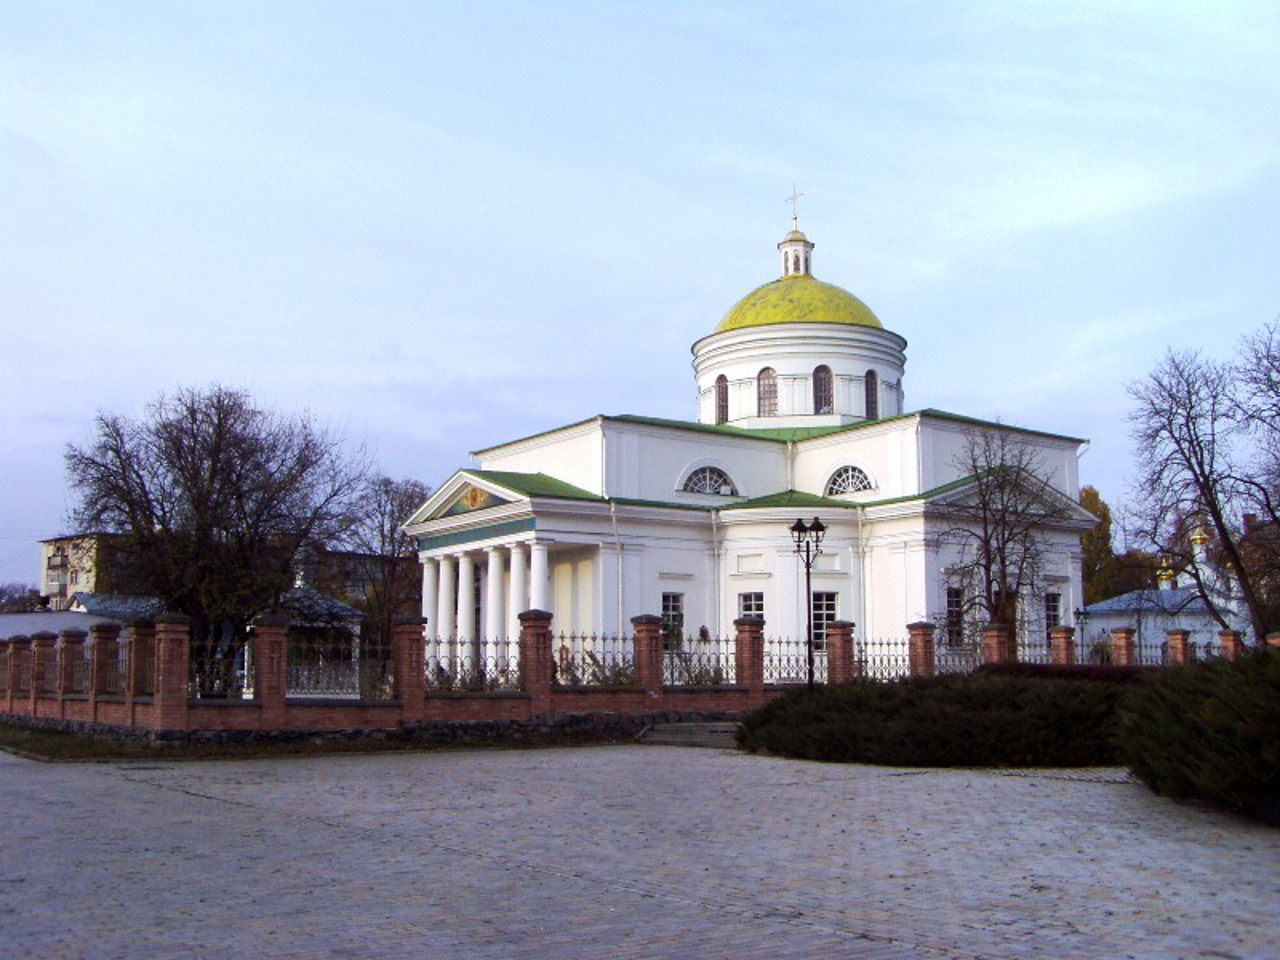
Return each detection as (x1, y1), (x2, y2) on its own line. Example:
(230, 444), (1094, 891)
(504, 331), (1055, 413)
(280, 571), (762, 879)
(405, 224), (1095, 661)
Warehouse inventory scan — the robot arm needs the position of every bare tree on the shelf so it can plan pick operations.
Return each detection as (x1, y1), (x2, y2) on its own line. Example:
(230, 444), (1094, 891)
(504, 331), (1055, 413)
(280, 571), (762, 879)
(937, 429), (1084, 633)
(0, 583), (42, 613)
(65, 386), (368, 641)
(331, 475), (430, 647)
(1127, 342), (1280, 638)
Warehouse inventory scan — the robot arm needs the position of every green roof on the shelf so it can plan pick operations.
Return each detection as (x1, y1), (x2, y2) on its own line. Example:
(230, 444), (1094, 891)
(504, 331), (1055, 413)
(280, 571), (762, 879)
(721, 490), (859, 511)
(464, 470), (603, 502)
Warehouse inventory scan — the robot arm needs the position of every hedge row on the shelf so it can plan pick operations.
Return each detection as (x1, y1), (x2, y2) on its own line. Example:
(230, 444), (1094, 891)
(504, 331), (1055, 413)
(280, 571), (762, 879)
(1114, 649), (1280, 820)
(741, 653), (1280, 821)
(739, 672), (1127, 767)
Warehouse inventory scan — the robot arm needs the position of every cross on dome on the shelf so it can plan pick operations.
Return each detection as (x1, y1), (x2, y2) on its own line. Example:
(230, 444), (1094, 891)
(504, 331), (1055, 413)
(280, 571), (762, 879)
(784, 184), (805, 231)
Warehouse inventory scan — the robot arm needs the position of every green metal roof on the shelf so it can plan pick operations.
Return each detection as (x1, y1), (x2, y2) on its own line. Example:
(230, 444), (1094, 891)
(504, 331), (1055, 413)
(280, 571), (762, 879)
(464, 470), (603, 502)
(720, 490), (859, 512)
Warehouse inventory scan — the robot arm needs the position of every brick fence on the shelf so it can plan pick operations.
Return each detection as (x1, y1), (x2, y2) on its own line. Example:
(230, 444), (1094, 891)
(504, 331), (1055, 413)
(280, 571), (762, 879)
(2, 617), (1258, 741)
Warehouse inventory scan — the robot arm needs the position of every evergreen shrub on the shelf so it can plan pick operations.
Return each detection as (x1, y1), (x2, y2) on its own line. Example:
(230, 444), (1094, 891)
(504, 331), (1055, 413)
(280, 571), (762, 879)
(1114, 649), (1280, 820)
(739, 673), (1127, 767)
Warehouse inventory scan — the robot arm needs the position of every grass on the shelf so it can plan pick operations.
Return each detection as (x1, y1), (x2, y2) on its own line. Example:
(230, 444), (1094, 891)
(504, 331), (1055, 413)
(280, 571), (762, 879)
(0, 721), (638, 763)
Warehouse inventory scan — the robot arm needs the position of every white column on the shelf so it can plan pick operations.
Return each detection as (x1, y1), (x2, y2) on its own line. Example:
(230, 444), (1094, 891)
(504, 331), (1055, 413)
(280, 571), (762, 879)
(457, 553), (476, 673)
(420, 558), (438, 652)
(508, 541), (528, 639)
(437, 555), (456, 672)
(530, 541), (550, 613)
(485, 546), (505, 667)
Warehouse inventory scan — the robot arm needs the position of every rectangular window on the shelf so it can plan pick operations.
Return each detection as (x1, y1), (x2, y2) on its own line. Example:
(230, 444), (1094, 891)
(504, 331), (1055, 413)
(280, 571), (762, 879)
(738, 592), (764, 620)
(661, 592), (684, 651)
(811, 592), (837, 650)
(946, 587), (965, 647)
(1044, 592), (1061, 641)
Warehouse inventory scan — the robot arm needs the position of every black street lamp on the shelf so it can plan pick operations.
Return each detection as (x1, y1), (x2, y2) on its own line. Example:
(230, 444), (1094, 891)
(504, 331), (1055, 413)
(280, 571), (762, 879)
(791, 516), (826, 691)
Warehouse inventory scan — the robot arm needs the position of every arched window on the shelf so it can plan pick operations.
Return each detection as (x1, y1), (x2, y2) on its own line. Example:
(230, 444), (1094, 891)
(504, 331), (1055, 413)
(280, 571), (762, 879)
(825, 466), (873, 496)
(813, 365), (833, 414)
(757, 367), (777, 417)
(715, 375), (728, 425)
(682, 466), (739, 496)
(864, 370), (879, 420)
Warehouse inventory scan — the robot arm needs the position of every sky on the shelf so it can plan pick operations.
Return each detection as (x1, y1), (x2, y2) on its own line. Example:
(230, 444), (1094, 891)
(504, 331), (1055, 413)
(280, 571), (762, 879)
(2, 0), (1279, 585)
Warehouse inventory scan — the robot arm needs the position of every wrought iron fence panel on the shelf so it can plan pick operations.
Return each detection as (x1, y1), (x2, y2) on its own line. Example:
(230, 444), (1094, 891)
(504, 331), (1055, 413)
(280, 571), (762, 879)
(1017, 639), (1053, 666)
(935, 642), (982, 675)
(662, 634), (736, 686)
(0, 656), (6, 694)
(1135, 639), (1169, 666)
(286, 631), (367, 698)
(37, 645), (56, 694)
(763, 636), (825, 684)
(189, 635), (254, 700)
(553, 632), (634, 687)
(68, 647), (90, 693)
(98, 641), (125, 695)
(1191, 641), (1219, 662)
(426, 635), (520, 692)
(856, 637), (910, 680)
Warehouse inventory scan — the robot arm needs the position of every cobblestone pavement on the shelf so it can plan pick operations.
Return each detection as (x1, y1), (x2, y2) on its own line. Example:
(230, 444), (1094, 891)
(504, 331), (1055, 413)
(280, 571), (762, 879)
(2, 746), (1278, 959)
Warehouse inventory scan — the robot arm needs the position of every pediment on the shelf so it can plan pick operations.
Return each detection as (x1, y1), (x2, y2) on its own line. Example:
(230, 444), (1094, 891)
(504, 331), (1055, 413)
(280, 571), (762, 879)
(441, 484), (514, 517)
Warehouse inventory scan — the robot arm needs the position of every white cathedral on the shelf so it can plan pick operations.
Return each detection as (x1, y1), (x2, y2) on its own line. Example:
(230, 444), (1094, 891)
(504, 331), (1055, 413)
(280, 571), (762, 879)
(405, 222), (1095, 655)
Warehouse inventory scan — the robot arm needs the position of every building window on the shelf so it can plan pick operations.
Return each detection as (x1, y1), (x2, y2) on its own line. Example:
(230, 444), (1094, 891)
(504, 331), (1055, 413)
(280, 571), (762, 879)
(946, 587), (965, 647)
(715, 375), (728, 424)
(738, 592), (764, 620)
(813, 365), (833, 414)
(1044, 592), (1061, 641)
(825, 465), (873, 495)
(682, 466), (739, 496)
(661, 592), (684, 650)
(864, 370), (879, 420)
(757, 367), (777, 417)
(811, 592), (837, 650)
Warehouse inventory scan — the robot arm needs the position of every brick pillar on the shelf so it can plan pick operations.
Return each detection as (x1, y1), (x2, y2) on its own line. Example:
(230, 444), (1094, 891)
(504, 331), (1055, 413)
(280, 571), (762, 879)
(1217, 629), (1242, 662)
(8, 637), (30, 705)
(1266, 632), (1280, 650)
(1165, 629), (1190, 666)
(90, 623), (122, 702)
(251, 615), (289, 729)
(152, 615), (191, 733)
(518, 610), (554, 716)
(981, 624), (1015, 665)
(392, 616), (427, 724)
(734, 616), (765, 700)
(1049, 626), (1076, 666)
(0, 640), (10, 712)
(1109, 626), (1136, 667)
(30, 631), (56, 708)
(631, 614), (664, 707)
(907, 621), (936, 678)
(58, 629), (87, 704)
(825, 620), (857, 683)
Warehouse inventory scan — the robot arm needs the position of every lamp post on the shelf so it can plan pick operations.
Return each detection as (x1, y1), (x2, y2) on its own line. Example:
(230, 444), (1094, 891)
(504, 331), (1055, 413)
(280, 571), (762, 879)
(791, 516), (826, 691)
(1073, 606), (1090, 664)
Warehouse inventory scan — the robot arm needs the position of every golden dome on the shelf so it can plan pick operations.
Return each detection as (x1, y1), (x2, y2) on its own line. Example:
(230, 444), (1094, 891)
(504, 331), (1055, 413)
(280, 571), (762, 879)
(716, 274), (882, 333)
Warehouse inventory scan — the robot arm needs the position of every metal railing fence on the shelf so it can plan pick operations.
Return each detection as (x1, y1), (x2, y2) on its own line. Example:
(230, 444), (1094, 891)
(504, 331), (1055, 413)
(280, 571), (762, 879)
(663, 633), (736, 686)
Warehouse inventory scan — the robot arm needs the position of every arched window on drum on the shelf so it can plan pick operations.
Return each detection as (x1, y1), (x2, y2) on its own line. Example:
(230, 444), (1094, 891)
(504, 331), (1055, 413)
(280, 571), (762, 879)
(757, 368), (778, 417)
(714, 375), (728, 425)
(825, 466), (873, 496)
(813, 365), (833, 415)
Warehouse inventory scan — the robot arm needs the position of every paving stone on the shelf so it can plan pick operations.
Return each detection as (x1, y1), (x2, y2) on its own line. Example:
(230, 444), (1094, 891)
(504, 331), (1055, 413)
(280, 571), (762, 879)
(0, 747), (1277, 958)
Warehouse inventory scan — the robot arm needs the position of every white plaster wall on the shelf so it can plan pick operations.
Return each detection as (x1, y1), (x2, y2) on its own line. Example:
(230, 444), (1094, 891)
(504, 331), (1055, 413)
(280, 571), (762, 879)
(476, 422), (606, 495)
(792, 418), (921, 499)
(602, 421), (788, 502)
